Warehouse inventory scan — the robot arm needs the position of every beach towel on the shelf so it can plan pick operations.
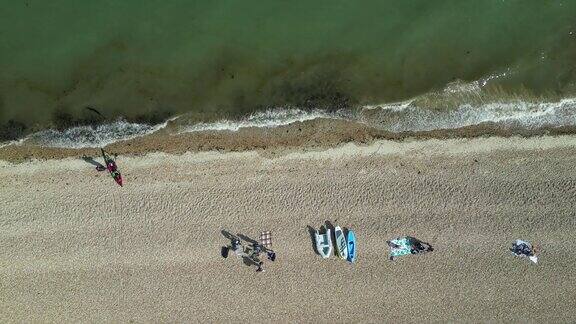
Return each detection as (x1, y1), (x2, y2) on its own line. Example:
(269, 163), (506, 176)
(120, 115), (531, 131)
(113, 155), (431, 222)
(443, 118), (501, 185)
(260, 231), (272, 249)
(389, 238), (412, 257)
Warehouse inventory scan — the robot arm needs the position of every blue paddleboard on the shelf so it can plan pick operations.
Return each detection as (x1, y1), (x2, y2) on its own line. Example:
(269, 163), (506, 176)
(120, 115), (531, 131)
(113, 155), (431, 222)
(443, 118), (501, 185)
(346, 230), (356, 263)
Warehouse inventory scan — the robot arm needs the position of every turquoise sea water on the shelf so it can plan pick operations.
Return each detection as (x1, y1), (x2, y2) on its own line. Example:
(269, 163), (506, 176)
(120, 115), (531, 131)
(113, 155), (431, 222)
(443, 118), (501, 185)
(1, 1), (575, 142)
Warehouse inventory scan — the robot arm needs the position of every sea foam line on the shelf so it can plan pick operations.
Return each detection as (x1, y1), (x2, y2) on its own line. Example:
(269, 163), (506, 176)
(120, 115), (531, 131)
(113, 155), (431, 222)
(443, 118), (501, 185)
(22, 118), (175, 149)
(0, 138), (26, 149)
(361, 97), (576, 132)
(5, 73), (575, 149)
(179, 108), (340, 133)
(360, 74), (576, 133)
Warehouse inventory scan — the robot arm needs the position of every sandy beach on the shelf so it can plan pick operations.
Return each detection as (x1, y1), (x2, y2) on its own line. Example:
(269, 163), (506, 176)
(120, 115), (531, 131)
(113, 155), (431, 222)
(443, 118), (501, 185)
(1, 135), (576, 322)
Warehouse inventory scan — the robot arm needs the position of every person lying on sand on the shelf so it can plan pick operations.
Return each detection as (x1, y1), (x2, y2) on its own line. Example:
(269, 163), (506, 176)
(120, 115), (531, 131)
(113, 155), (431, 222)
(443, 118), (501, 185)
(387, 236), (433, 261)
(407, 237), (434, 254)
(231, 238), (246, 258)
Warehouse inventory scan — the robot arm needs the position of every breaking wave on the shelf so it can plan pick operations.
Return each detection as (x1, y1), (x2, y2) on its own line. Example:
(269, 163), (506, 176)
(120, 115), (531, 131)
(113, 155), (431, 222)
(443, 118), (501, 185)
(2, 76), (576, 150)
(361, 97), (576, 133)
(360, 79), (576, 133)
(179, 108), (342, 133)
(0, 138), (25, 149)
(22, 119), (171, 149)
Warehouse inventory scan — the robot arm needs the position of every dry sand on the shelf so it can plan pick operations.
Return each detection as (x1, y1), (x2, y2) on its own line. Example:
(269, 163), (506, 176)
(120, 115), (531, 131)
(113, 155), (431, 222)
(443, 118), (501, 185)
(1, 136), (576, 322)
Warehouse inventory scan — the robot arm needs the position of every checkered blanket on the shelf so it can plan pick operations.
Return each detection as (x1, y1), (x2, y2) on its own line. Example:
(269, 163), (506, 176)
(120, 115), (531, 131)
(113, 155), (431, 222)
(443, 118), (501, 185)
(260, 231), (272, 249)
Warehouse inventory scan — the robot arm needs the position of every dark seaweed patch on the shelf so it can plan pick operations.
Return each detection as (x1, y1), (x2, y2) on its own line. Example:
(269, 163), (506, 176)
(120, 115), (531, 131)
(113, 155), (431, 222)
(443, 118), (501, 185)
(131, 109), (174, 125)
(52, 108), (105, 130)
(0, 120), (26, 141)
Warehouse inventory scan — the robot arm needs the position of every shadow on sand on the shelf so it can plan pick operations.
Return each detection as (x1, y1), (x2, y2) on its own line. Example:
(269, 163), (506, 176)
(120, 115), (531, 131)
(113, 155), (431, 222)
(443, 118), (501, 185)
(308, 220), (337, 256)
(220, 229), (238, 242)
(242, 255), (259, 266)
(237, 234), (258, 246)
(81, 155), (105, 170)
(306, 225), (319, 255)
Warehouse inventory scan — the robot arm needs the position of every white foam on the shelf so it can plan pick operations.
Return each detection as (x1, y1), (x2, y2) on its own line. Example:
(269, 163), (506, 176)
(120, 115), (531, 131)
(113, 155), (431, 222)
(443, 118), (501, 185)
(479, 69), (513, 87)
(360, 76), (576, 132)
(0, 138), (26, 149)
(5, 71), (576, 149)
(23, 118), (172, 149)
(179, 108), (339, 133)
(363, 100), (413, 112)
(443, 80), (482, 94)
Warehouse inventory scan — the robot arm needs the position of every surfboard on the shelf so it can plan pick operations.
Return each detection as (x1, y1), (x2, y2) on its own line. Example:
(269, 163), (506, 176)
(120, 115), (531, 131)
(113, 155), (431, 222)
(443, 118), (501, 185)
(314, 227), (332, 259)
(334, 226), (348, 260)
(346, 230), (356, 263)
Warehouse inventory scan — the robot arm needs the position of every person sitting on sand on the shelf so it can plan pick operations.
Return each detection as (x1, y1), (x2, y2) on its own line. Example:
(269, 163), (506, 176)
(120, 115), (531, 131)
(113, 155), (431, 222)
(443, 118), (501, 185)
(511, 241), (534, 256)
(231, 239), (245, 257)
(266, 250), (276, 262)
(251, 243), (263, 259)
(510, 239), (538, 263)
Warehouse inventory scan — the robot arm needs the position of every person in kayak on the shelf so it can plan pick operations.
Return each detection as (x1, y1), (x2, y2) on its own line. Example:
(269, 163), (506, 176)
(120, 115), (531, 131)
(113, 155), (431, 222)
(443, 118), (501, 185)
(100, 148), (123, 186)
(95, 153), (118, 173)
(95, 159), (119, 177)
(107, 160), (118, 172)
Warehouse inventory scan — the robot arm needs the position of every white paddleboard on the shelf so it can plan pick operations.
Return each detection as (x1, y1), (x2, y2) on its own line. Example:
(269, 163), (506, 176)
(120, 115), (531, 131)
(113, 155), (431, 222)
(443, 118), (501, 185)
(334, 226), (348, 260)
(314, 227), (332, 259)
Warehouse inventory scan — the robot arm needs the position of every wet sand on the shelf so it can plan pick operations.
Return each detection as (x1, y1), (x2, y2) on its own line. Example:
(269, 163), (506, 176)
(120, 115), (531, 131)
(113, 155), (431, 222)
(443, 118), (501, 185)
(1, 136), (575, 322)
(2, 117), (576, 163)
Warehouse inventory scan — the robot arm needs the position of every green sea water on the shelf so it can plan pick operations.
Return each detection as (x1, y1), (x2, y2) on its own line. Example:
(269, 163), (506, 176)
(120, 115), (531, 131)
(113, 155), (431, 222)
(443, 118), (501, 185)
(1, 0), (575, 140)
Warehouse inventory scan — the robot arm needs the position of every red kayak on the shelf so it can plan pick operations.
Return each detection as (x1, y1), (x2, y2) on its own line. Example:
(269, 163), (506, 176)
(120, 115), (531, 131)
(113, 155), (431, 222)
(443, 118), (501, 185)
(101, 148), (123, 187)
(111, 171), (123, 186)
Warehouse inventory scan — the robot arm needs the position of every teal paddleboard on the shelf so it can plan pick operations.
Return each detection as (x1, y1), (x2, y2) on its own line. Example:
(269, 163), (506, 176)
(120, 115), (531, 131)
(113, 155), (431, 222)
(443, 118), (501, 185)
(346, 230), (356, 263)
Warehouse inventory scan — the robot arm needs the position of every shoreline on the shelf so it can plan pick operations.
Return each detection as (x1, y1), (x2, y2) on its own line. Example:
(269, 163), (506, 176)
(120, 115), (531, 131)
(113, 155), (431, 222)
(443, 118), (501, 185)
(4, 133), (576, 166)
(1, 117), (576, 163)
